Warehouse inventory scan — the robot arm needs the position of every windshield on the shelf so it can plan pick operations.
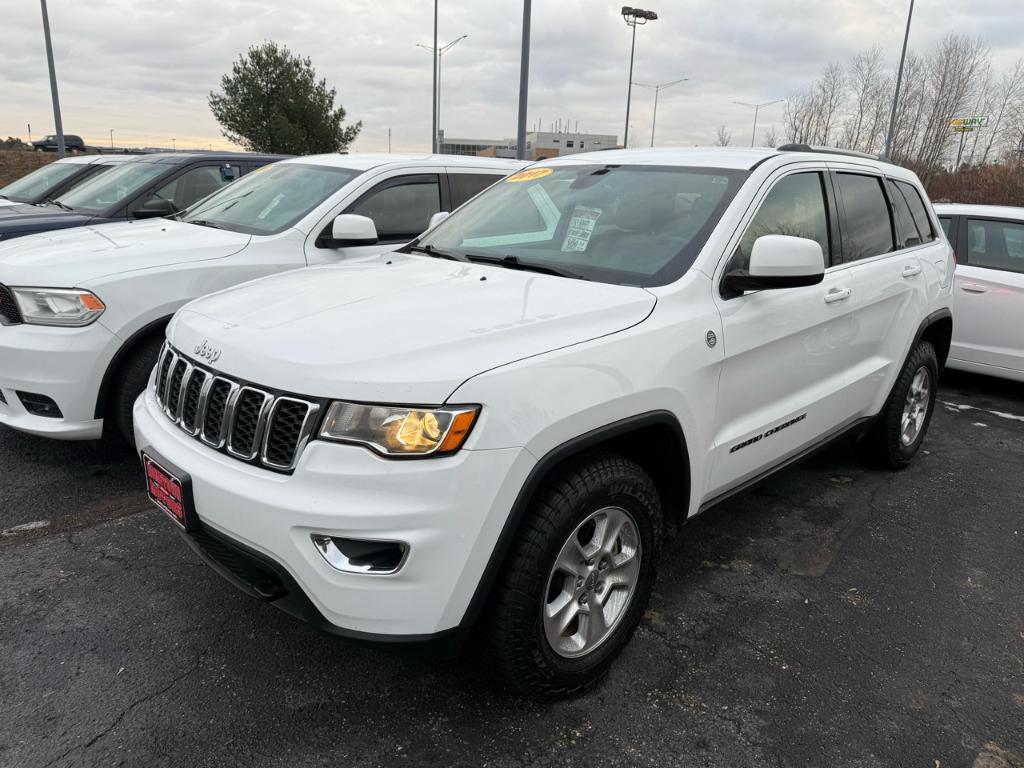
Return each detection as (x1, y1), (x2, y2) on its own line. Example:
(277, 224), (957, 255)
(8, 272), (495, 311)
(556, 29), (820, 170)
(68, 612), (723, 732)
(57, 162), (167, 215)
(180, 163), (361, 235)
(0, 162), (83, 202)
(416, 164), (748, 286)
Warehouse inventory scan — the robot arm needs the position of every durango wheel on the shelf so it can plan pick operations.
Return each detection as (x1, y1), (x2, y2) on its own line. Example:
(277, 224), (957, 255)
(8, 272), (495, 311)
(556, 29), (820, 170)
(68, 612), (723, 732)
(482, 451), (661, 698)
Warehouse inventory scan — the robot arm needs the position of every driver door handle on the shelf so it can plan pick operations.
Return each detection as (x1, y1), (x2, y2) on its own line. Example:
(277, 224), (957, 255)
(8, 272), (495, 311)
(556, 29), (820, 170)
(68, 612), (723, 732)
(902, 264), (922, 278)
(824, 287), (852, 304)
(960, 283), (987, 294)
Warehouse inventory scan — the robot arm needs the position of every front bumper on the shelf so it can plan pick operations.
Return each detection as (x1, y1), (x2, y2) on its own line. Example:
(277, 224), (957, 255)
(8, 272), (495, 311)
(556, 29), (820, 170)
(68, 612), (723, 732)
(134, 386), (535, 638)
(0, 322), (116, 439)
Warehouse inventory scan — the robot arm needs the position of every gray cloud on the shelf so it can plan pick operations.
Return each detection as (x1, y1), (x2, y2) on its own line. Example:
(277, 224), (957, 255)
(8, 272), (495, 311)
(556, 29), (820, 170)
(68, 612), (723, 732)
(1, 0), (1021, 151)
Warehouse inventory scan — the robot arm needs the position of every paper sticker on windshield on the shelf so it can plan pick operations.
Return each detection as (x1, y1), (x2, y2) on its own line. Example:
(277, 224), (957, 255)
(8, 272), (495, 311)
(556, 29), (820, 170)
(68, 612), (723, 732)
(507, 167), (553, 183)
(561, 206), (602, 252)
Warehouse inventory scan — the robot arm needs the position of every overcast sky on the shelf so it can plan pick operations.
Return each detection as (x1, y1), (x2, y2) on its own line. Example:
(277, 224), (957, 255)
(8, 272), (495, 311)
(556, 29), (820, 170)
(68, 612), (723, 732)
(2, 0), (1022, 153)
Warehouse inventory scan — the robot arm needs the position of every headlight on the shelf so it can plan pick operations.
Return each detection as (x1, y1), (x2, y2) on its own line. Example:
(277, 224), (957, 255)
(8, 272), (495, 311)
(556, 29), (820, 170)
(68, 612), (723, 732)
(11, 288), (106, 327)
(319, 402), (480, 457)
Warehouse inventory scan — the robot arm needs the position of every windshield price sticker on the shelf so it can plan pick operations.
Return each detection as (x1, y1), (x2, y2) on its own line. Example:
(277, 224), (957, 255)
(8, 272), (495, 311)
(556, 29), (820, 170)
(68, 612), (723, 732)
(561, 206), (602, 252)
(507, 167), (554, 183)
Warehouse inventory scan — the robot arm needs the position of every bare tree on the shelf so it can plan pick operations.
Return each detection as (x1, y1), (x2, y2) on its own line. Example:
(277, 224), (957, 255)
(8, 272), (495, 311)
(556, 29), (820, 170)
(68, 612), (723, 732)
(714, 125), (732, 147)
(762, 125), (779, 148)
(842, 48), (887, 152)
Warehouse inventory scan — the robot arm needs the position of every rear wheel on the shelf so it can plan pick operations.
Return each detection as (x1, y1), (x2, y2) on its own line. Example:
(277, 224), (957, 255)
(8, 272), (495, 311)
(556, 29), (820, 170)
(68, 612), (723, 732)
(482, 451), (661, 698)
(860, 340), (938, 469)
(108, 334), (165, 446)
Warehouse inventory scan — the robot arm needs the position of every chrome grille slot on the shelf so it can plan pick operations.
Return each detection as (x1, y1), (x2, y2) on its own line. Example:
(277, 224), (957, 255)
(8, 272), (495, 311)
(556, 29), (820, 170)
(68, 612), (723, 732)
(155, 345), (320, 474)
(262, 398), (320, 470)
(227, 388), (273, 460)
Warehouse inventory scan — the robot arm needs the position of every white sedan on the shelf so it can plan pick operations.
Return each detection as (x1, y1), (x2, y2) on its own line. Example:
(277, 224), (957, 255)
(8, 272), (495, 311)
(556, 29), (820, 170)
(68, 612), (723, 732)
(935, 203), (1024, 383)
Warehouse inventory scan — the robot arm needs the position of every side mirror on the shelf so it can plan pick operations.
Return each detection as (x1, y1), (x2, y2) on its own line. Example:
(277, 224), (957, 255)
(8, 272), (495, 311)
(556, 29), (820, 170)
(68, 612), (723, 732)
(133, 197), (177, 219)
(328, 214), (379, 247)
(427, 211), (450, 230)
(723, 235), (825, 294)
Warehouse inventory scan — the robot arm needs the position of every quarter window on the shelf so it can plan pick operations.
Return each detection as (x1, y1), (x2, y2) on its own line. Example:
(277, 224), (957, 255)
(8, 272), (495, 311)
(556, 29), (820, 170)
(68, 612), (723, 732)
(730, 172), (830, 272)
(889, 180), (922, 249)
(894, 180), (936, 242)
(938, 216), (953, 238)
(348, 177), (441, 242)
(449, 173), (504, 208)
(835, 173), (895, 262)
(967, 218), (1024, 274)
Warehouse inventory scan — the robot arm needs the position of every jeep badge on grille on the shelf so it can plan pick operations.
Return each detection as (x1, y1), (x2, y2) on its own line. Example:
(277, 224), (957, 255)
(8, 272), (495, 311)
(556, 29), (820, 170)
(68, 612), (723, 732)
(194, 340), (222, 364)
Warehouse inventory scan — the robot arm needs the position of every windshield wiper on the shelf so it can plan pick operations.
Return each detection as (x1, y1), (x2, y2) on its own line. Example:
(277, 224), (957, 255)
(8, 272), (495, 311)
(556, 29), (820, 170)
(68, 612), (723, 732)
(405, 244), (467, 262)
(464, 254), (587, 280)
(187, 219), (226, 230)
(43, 197), (73, 212)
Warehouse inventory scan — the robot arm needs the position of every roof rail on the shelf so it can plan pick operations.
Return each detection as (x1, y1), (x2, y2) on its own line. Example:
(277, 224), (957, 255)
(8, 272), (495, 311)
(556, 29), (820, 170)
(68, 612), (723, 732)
(777, 143), (887, 162)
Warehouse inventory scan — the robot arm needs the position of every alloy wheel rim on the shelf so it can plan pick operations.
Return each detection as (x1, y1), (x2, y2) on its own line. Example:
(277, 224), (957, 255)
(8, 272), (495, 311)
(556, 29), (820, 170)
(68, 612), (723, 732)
(542, 505), (642, 659)
(900, 366), (931, 446)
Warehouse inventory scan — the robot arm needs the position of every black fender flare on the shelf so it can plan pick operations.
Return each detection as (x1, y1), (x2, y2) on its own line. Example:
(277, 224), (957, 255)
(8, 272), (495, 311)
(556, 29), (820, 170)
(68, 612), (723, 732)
(456, 410), (690, 631)
(93, 315), (172, 419)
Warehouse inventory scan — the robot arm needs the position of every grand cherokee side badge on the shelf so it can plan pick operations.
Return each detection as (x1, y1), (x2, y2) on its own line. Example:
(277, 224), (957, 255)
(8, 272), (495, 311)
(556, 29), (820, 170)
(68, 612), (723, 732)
(194, 340), (222, 364)
(706, 330), (717, 348)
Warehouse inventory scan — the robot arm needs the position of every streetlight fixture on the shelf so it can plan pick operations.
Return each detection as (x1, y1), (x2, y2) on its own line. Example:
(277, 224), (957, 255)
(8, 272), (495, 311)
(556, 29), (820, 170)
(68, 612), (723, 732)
(621, 6), (658, 149)
(632, 77), (687, 147)
(417, 34), (468, 152)
(884, 0), (915, 158)
(734, 99), (783, 147)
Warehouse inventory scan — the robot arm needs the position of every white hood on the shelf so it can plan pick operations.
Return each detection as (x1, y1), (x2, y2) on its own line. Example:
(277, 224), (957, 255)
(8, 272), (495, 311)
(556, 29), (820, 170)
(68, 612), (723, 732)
(169, 253), (656, 403)
(0, 219), (251, 286)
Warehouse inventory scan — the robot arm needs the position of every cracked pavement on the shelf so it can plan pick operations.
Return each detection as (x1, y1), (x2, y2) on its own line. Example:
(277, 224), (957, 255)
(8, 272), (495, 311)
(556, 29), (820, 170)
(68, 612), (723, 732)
(1, 370), (1022, 768)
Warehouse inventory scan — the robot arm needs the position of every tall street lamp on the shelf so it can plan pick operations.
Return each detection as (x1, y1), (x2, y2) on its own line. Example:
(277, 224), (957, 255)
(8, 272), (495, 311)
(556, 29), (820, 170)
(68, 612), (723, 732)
(516, 0), (532, 161)
(109, 129), (114, 150)
(417, 34), (468, 152)
(884, 0), (915, 158)
(734, 99), (783, 147)
(621, 6), (658, 149)
(39, 0), (66, 158)
(632, 77), (687, 147)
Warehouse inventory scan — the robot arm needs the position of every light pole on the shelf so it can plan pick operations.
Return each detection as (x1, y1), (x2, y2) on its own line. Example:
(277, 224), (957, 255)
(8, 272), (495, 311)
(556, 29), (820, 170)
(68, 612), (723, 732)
(39, 0), (66, 158)
(734, 100), (783, 147)
(516, 0), (532, 161)
(109, 129), (114, 150)
(632, 77), (687, 147)
(171, 138), (176, 152)
(621, 6), (658, 149)
(884, 0), (915, 159)
(417, 34), (467, 152)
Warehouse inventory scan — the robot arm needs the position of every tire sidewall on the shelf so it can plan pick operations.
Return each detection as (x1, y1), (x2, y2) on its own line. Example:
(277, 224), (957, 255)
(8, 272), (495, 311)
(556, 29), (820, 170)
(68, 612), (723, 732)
(890, 342), (939, 464)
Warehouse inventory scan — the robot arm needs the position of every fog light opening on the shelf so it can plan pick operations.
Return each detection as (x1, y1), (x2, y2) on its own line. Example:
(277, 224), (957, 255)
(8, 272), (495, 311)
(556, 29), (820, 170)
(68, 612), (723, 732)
(17, 391), (62, 418)
(312, 535), (408, 575)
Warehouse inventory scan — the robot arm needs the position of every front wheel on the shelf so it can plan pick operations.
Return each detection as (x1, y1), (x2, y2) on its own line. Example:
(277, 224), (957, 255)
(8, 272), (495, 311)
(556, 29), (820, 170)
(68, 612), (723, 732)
(108, 334), (165, 446)
(482, 451), (661, 698)
(860, 340), (939, 469)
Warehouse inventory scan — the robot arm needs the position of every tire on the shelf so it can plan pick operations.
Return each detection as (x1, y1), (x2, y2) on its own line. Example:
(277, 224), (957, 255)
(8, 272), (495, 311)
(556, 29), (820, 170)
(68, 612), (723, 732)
(860, 340), (939, 470)
(108, 334), (165, 446)
(481, 450), (662, 698)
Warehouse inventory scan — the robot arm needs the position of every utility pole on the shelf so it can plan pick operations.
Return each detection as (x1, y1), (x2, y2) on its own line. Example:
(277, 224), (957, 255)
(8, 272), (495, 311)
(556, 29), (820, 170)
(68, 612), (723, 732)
(516, 0), (532, 160)
(884, 0), (915, 159)
(27, 124), (32, 143)
(734, 100), (783, 147)
(388, 128), (392, 153)
(633, 78), (687, 147)
(621, 7), (658, 148)
(109, 129), (114, 150)
(39, 0), (66, 158)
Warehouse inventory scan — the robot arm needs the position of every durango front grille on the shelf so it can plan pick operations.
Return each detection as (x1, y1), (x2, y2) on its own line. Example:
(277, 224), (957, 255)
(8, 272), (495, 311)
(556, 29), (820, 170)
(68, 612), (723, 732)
(154, 343), (322, 473)
(0, 284), (23, 325)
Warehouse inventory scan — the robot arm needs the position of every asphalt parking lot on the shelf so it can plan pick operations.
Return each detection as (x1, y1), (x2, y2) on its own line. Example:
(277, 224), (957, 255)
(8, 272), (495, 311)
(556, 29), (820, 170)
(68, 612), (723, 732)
(1, 370), (1022, 768)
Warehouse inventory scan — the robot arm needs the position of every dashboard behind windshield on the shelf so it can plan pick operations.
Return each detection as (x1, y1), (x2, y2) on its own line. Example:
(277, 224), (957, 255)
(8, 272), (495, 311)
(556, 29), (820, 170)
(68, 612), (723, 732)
(416, 164), (748, 286)
(181, 164), (362, 236)
(57, 162), (167, 215)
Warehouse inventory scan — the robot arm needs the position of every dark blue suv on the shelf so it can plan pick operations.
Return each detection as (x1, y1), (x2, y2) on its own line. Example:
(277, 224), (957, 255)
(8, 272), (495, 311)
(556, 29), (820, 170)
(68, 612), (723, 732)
(0, 152), (285, 240)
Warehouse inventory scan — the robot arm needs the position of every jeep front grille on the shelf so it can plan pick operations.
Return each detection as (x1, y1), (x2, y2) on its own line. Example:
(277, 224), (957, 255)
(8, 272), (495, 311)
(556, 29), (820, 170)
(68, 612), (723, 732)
(154, 343), (322, 473)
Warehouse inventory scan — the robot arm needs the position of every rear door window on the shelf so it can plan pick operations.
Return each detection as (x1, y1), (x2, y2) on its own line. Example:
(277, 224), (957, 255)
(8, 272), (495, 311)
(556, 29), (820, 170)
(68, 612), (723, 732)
(834, 173), (895, 262)
(967, 218), (1024, 274)
(894, 180), (936, 242)
(888, 180), (922, 249)
(449, 172), (505, 208)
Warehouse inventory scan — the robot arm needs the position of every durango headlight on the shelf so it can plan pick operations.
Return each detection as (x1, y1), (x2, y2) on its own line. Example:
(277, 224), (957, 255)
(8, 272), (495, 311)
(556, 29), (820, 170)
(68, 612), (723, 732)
(11, 288), (106, 327)
(319, 402), (480, 457)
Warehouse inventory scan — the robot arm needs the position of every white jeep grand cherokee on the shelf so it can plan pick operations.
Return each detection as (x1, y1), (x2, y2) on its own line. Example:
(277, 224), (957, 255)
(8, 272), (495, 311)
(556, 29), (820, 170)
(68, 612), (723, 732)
(134, 146), (954, 697)
(0, 153), (523, 442)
